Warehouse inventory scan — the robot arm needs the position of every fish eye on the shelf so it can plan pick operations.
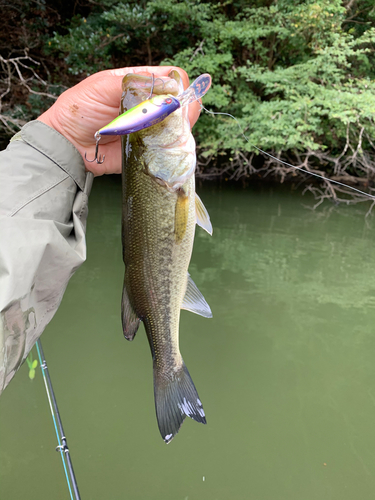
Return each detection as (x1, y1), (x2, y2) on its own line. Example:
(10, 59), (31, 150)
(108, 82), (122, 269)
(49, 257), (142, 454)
(142, 108), (148, 114)
(165, 98), (173, 104)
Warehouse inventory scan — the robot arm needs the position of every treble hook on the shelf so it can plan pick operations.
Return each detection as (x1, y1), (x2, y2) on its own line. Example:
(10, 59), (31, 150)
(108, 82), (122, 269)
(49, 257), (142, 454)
(147, 73), (156, 100)
(85, 131), (105, 164)
(147, 74), (165, 99)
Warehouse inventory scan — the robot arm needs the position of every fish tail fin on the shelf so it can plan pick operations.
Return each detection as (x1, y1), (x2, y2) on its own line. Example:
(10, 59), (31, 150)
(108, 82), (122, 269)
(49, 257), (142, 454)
(153, 360), (206, 444)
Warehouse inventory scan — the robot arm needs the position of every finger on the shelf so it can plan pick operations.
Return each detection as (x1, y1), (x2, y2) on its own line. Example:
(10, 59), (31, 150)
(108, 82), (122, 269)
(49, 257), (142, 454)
(109, 66), (201, 125)
(82, 66), (200, 132)
(88, 66), (190, 106)
(109, 66), (190, 89)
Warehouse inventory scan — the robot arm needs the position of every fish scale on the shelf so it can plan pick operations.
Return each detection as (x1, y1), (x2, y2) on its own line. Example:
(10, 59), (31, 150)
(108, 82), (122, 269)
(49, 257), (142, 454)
(123, 156), (195, 362)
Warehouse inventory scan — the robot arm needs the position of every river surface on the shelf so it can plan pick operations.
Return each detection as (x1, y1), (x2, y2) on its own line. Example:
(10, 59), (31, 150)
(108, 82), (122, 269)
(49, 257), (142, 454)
(2, 177), (375, 500)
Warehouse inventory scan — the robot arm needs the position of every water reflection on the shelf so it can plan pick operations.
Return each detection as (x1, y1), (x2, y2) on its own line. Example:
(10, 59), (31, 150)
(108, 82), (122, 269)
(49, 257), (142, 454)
(2, 178), (375, 500)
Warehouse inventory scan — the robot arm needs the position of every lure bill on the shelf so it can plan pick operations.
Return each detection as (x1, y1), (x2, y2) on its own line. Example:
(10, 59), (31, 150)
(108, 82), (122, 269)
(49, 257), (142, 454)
(98, 73), (211, 136)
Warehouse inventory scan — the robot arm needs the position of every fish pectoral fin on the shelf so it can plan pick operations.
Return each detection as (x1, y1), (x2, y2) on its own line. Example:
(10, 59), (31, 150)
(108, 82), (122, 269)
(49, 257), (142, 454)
(121, 286), (141, 341)
(181, 274), (212, 318)
(175, 190), (189, 244)
(195, 194), (213, 235)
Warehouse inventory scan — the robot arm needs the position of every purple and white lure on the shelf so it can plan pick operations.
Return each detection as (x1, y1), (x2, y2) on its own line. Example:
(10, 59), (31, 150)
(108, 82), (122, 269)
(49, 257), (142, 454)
(85, 73), (211, 164)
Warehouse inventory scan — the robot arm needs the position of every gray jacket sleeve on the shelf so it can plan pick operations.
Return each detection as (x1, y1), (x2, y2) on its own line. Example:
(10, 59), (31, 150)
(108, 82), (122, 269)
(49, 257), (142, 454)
(0, 120), (93, 394)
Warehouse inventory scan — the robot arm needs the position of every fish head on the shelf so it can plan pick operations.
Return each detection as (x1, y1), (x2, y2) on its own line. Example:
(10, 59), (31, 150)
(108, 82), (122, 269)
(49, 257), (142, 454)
(121, 71), (196, 191)
(121, 73), (181, 109)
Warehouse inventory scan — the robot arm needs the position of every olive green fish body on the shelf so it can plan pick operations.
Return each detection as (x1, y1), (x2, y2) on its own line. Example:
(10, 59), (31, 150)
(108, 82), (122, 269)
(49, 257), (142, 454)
(122, 150), (195, 370)
(121, 72), (212, 443)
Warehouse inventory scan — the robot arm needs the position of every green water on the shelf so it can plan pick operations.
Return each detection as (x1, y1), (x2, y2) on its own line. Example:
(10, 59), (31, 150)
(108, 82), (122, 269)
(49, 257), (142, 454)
(2, 177), (375, 500)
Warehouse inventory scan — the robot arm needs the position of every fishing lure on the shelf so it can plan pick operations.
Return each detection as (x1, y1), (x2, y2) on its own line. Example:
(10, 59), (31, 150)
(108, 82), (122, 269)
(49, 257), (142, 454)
(85, 73), (211, 164)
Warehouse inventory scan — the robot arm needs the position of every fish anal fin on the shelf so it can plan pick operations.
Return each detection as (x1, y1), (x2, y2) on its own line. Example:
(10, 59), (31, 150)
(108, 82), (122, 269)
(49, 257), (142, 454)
(195, 194), (213, 235)
(175, 190), (189, 244)
(121, 285), (140, 341)
(181, 274), (212, 318)
(154, 360), (206, 444)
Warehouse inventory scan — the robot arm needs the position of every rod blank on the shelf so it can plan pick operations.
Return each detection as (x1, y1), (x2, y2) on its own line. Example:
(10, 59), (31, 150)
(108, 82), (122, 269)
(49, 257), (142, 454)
(36, 339), (81, 500)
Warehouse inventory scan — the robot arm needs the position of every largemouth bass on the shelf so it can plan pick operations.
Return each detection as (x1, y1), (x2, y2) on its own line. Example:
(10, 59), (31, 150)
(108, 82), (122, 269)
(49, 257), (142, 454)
(121, 71), (212, 443)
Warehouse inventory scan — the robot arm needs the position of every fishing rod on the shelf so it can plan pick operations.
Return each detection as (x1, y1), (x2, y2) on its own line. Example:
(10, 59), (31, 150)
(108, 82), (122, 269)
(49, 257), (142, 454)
(36, 339), (81, 500)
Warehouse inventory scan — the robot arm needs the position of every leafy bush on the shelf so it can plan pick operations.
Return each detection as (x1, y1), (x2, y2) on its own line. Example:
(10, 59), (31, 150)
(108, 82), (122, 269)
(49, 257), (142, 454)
(0, 0), (87, 142)
(3, 0), (375, 193)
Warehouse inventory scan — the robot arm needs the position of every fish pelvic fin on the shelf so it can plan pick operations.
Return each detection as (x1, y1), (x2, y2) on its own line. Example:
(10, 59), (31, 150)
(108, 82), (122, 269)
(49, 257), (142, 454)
(154, 360), (206, 444)
(195, 193), (213, 235)
(182, 274), (213, 318)
(121, 285), (141, 341)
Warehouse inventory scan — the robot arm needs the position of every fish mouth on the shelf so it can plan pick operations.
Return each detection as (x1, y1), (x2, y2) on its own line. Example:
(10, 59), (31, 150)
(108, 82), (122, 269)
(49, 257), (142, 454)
(120, 70), (184, 112)
(120, 70), (195, 191)
(96, 71), (186, 138)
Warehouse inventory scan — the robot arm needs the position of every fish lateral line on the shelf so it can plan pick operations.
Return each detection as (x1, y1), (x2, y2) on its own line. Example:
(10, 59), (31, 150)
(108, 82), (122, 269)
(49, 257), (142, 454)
(201, 105), (375, 203)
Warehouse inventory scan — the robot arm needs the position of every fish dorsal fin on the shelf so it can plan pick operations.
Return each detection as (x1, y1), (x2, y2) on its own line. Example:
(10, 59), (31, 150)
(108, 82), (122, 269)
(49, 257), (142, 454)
(195, 194), (213, 235)
(181, 274), (212, 318)
(121, 286), (141, 341)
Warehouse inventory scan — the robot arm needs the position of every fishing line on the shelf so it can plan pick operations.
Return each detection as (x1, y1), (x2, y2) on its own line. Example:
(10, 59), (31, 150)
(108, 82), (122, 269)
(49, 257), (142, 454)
(36, 340), (81, 500)
(201, 105), (375, 201)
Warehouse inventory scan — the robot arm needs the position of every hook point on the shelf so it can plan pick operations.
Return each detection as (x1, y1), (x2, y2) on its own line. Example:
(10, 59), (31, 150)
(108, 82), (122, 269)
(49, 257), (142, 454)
(84, 151), (95, 163)
(84, 132), (104, 164)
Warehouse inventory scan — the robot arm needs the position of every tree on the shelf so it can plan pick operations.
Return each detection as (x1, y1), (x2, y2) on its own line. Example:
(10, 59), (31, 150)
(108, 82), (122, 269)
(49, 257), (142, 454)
(3, 0), (375, 202)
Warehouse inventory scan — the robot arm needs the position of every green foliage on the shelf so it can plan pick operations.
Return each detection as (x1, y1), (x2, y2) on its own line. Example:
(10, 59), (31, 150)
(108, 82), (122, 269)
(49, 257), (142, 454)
(47, 15), (113, 76)
(165, 0), (375, 165)
(0, 0), (84, 143)
(26, 353), (38, 380)
(4, 0), (375, 182)
(46, 0), (214, 73)
(43, 0), (375, 179)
